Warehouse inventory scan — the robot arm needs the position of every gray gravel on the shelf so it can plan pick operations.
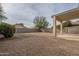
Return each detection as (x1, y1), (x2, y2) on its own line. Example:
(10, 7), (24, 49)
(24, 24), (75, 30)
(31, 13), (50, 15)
(0, 33), (79, 56)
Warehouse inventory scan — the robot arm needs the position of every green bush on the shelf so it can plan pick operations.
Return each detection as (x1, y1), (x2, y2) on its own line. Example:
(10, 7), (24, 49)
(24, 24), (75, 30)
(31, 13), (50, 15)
(0, 22), (15, 38)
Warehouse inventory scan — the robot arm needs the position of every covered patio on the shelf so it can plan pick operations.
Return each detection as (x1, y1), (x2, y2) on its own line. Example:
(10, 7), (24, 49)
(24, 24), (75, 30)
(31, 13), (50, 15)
(51, 7), (79, 38)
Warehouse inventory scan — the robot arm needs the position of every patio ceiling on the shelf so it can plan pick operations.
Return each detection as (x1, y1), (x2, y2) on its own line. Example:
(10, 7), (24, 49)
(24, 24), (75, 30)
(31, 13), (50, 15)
(52, 8), (79, 21)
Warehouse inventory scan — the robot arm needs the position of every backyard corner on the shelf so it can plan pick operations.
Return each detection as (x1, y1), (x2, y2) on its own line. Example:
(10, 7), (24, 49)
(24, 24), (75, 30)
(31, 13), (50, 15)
(0, 3), (79, 56)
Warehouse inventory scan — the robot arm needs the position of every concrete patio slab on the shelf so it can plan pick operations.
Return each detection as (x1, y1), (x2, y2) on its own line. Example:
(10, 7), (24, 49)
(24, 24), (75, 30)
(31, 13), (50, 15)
(57, 34), (79, 41)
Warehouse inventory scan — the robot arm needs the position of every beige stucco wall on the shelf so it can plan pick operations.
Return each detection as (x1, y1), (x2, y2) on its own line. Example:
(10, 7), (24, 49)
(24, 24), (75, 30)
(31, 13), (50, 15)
(64, 26), (79, 34)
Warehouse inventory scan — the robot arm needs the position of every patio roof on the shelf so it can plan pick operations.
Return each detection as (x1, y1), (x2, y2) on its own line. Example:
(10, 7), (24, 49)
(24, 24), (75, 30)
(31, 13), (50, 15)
(52, 7), (79, 21)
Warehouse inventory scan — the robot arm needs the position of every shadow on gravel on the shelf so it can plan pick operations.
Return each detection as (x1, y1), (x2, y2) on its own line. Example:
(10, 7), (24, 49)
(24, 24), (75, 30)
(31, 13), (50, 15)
(0, 33), (35, 42)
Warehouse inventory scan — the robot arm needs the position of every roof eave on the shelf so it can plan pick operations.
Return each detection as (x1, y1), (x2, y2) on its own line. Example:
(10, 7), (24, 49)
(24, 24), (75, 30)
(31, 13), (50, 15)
(51, 7), (79, 18)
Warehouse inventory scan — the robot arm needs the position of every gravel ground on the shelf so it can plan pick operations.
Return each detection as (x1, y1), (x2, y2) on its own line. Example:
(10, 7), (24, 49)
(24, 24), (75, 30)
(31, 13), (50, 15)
(0, 33), (79, 56)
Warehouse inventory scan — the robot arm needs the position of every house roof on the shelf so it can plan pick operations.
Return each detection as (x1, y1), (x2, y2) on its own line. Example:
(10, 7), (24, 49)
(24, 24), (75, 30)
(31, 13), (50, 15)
(15, 23), (26, 28)
(52, 7), (79, 21)
(71, 20), (79, 26)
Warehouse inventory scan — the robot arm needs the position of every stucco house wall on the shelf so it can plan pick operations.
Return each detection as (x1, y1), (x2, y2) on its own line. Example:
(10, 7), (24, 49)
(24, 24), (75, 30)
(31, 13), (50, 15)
(64, 19), (79, 34)
(64, 26), (79, 34)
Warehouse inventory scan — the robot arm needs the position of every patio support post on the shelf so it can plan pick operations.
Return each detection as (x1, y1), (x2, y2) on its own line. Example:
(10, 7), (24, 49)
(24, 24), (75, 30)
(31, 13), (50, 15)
(53, 16), (57, 37)
(60, 20), (63, 34)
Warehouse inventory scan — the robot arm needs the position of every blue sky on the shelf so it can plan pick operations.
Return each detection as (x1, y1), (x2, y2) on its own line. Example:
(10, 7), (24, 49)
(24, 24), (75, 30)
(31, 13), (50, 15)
(2, 3), (78, 28)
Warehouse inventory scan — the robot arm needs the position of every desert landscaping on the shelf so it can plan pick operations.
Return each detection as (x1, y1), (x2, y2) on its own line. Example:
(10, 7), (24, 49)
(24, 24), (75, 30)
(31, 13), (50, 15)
(0, 3), (79, 56)
(0, 33), (79, 56)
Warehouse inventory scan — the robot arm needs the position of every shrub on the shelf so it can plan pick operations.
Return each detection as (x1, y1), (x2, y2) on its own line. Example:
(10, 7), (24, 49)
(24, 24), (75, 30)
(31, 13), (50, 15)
(0, 22), (15, 38)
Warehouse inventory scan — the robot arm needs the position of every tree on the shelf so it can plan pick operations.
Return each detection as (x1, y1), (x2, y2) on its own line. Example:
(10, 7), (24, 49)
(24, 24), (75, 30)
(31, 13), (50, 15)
(0, 4), (7, 23)
(57, 21), (72, 33)
(63, 21), (72, 33)
(33, 16), (49, 32)
(63, 21), (72, 27)
(57, 21), (72, 29)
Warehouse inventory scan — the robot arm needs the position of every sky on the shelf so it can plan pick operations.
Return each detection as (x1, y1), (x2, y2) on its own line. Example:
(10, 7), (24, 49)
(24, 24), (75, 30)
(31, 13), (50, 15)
(1, 3), (78, 28)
